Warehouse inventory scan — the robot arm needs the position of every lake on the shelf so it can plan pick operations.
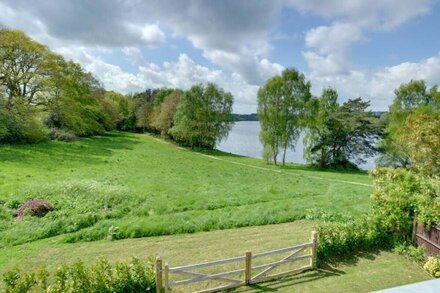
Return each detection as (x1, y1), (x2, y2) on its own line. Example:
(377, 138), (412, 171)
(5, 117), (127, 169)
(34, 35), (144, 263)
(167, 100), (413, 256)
(217, 121), (376, 170)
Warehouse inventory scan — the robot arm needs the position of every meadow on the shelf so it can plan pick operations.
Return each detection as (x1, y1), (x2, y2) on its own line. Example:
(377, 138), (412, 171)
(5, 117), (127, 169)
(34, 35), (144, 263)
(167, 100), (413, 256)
(0, 131), (372, 248)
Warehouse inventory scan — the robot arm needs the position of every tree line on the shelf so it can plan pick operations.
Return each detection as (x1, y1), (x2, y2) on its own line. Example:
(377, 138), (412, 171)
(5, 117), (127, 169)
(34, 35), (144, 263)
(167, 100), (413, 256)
(258, 68), (439, 171)
(0, 29), (234, 149)
(2, 29), (438, 172)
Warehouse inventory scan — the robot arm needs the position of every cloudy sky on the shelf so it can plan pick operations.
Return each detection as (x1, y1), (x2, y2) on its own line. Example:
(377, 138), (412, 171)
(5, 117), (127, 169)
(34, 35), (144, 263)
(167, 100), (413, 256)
(1, 0), (439, 113)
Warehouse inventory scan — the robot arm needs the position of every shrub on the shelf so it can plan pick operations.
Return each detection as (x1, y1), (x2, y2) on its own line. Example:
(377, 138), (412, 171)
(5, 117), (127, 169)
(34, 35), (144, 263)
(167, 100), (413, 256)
(15, 199), (54, 218)
(2, 257), (155, 292)
(423, 257), (440, 278)
(316, 216), (394, 260)
(370, 168), (440, 237)
(393, 243), (426, 263)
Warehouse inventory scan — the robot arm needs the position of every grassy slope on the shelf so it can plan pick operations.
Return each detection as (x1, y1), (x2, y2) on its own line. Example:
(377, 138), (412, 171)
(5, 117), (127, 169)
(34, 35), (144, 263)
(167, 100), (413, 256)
(0, 132), (372, 247)
(0, 221), (430, 292)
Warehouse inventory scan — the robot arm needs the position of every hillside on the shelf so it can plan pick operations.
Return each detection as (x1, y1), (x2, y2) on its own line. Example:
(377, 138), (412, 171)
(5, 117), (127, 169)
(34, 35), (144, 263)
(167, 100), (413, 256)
(0, 132), (372, 248)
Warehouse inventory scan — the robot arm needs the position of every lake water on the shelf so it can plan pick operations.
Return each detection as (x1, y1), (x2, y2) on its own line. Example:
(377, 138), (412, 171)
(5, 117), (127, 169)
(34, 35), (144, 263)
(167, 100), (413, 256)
(217, 121), (376, 170)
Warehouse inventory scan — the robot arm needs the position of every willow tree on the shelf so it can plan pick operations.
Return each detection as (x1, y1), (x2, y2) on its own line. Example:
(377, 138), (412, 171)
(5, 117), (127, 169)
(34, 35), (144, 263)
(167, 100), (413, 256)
(257, 68), (311, 165)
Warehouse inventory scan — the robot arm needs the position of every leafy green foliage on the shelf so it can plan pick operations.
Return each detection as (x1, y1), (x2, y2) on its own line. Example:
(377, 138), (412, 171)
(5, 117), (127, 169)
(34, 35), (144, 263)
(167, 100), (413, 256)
(0, 29), (129, 142)
(379, 80), (440, 167)
(0, 99), (47, 143)
(150, 90), (183, 136)
(2, 257), (155, 292)
(370, 168), (439, 236)
(170, 83), (234, 149)
(305, 92), (383, 169)
(394, 243), (425, 263)
(317, 166), (439, 261)
(258, 68), (311, 165)
(400, 112), (440, 176)
(317, 216), (394, 260)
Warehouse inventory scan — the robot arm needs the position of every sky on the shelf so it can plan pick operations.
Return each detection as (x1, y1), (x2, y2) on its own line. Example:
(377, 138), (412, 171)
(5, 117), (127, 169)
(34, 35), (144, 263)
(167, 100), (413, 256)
(1, 0), (439, 113)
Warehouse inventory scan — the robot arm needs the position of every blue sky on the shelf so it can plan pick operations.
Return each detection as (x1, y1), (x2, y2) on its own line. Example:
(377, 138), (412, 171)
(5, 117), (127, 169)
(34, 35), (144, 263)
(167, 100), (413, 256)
(1, 0), (439, 113)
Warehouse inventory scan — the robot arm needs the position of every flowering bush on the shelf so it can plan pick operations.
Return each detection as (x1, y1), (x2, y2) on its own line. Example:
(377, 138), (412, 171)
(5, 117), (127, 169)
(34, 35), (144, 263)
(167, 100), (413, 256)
(423, 257), (440, 278)
(15, 199), (54, 218)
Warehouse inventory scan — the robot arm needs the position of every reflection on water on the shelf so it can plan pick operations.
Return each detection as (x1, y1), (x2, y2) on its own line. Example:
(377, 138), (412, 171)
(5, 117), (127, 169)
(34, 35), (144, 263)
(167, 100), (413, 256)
(217, 121), (376, 170)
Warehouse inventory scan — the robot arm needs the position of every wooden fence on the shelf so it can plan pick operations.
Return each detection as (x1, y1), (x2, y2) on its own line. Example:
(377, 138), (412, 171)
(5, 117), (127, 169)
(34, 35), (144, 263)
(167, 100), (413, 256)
(414, 222), (440, 256)
(155, 231), (317, 293)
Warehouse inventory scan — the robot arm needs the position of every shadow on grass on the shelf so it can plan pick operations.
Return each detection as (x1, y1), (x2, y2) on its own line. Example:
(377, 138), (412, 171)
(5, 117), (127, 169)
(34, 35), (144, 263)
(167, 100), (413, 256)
(321, 248), (383, 268)
(240, 268), (344, 292)
(238, 249), (385, 292)
(0, 131), (140, 165)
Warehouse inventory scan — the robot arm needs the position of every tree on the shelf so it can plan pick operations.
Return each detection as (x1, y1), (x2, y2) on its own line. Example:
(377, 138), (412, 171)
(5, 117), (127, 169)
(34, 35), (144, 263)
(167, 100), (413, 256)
(44, 60), (107, 136)
(258, 68), (311, 165)
(304, 88), (339, 167)
(170, 83), (234, 149)
(257, 76), (283, 164)
(379, 80), (440, 167)
(305, 95), (382, 168)
(400, 112), (440, 176)
(0, 29), (54, 107)
(151, 90), (183, 136)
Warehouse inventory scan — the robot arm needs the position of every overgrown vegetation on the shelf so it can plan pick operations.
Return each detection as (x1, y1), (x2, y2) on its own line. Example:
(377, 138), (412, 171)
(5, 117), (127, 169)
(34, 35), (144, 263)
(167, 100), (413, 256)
(2, 257), (155, 293)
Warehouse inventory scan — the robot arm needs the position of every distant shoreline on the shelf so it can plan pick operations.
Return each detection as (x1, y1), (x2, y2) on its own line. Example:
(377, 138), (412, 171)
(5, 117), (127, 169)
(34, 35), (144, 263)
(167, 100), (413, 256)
(233, 113), (258, 121)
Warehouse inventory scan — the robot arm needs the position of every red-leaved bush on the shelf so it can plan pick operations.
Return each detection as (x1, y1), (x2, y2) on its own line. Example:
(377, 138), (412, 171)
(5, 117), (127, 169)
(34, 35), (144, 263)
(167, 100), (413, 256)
(15, 199), (54, 218)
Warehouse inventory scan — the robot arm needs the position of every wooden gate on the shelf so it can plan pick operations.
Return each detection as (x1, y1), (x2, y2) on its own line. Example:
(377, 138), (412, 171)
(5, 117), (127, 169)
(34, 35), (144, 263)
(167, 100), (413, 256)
(155, 231), (317, 292)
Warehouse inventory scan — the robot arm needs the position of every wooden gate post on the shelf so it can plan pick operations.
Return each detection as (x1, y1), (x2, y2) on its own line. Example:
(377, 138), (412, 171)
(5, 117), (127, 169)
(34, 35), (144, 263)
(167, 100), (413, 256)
(245, 251), (252, 285)
(164, 263), (170, 293)
(311, 231), (318, 269)
(155, 257), (163, 293)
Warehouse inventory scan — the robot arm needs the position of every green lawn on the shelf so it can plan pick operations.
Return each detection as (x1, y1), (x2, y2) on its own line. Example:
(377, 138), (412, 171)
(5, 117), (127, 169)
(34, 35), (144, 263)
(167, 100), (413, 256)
(0, 131), (374, 248)
(0, 132), (372, 248)
(0, 221), (430, 292)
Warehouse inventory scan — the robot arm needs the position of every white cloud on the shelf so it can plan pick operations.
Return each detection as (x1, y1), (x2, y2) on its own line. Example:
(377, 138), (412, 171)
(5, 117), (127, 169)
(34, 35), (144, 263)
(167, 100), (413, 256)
(285, 0), (433, 29)
(139, 24), (166, 46)
(309, 54), (440, 110)
(1, 0), (439, 112)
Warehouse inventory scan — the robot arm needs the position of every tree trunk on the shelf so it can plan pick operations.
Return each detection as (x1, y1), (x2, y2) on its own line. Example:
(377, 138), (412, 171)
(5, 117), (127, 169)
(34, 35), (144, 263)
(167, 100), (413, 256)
(282, 145), (287, 166)
(273, 154), (277, 165)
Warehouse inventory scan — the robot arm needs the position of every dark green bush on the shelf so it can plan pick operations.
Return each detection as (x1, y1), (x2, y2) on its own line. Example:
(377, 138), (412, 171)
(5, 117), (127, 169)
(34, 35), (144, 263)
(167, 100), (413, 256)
(2, 257), (155, 293)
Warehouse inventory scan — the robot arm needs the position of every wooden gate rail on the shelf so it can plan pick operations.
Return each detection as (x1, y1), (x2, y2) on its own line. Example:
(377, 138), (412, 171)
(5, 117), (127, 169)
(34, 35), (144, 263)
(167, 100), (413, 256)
(156, 231), (317, 293)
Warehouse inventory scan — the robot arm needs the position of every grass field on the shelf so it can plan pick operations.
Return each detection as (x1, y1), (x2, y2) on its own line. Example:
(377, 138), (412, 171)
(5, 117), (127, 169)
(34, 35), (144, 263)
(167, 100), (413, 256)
(0, 132), (373, 248)
(0, 221), (430, 292)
